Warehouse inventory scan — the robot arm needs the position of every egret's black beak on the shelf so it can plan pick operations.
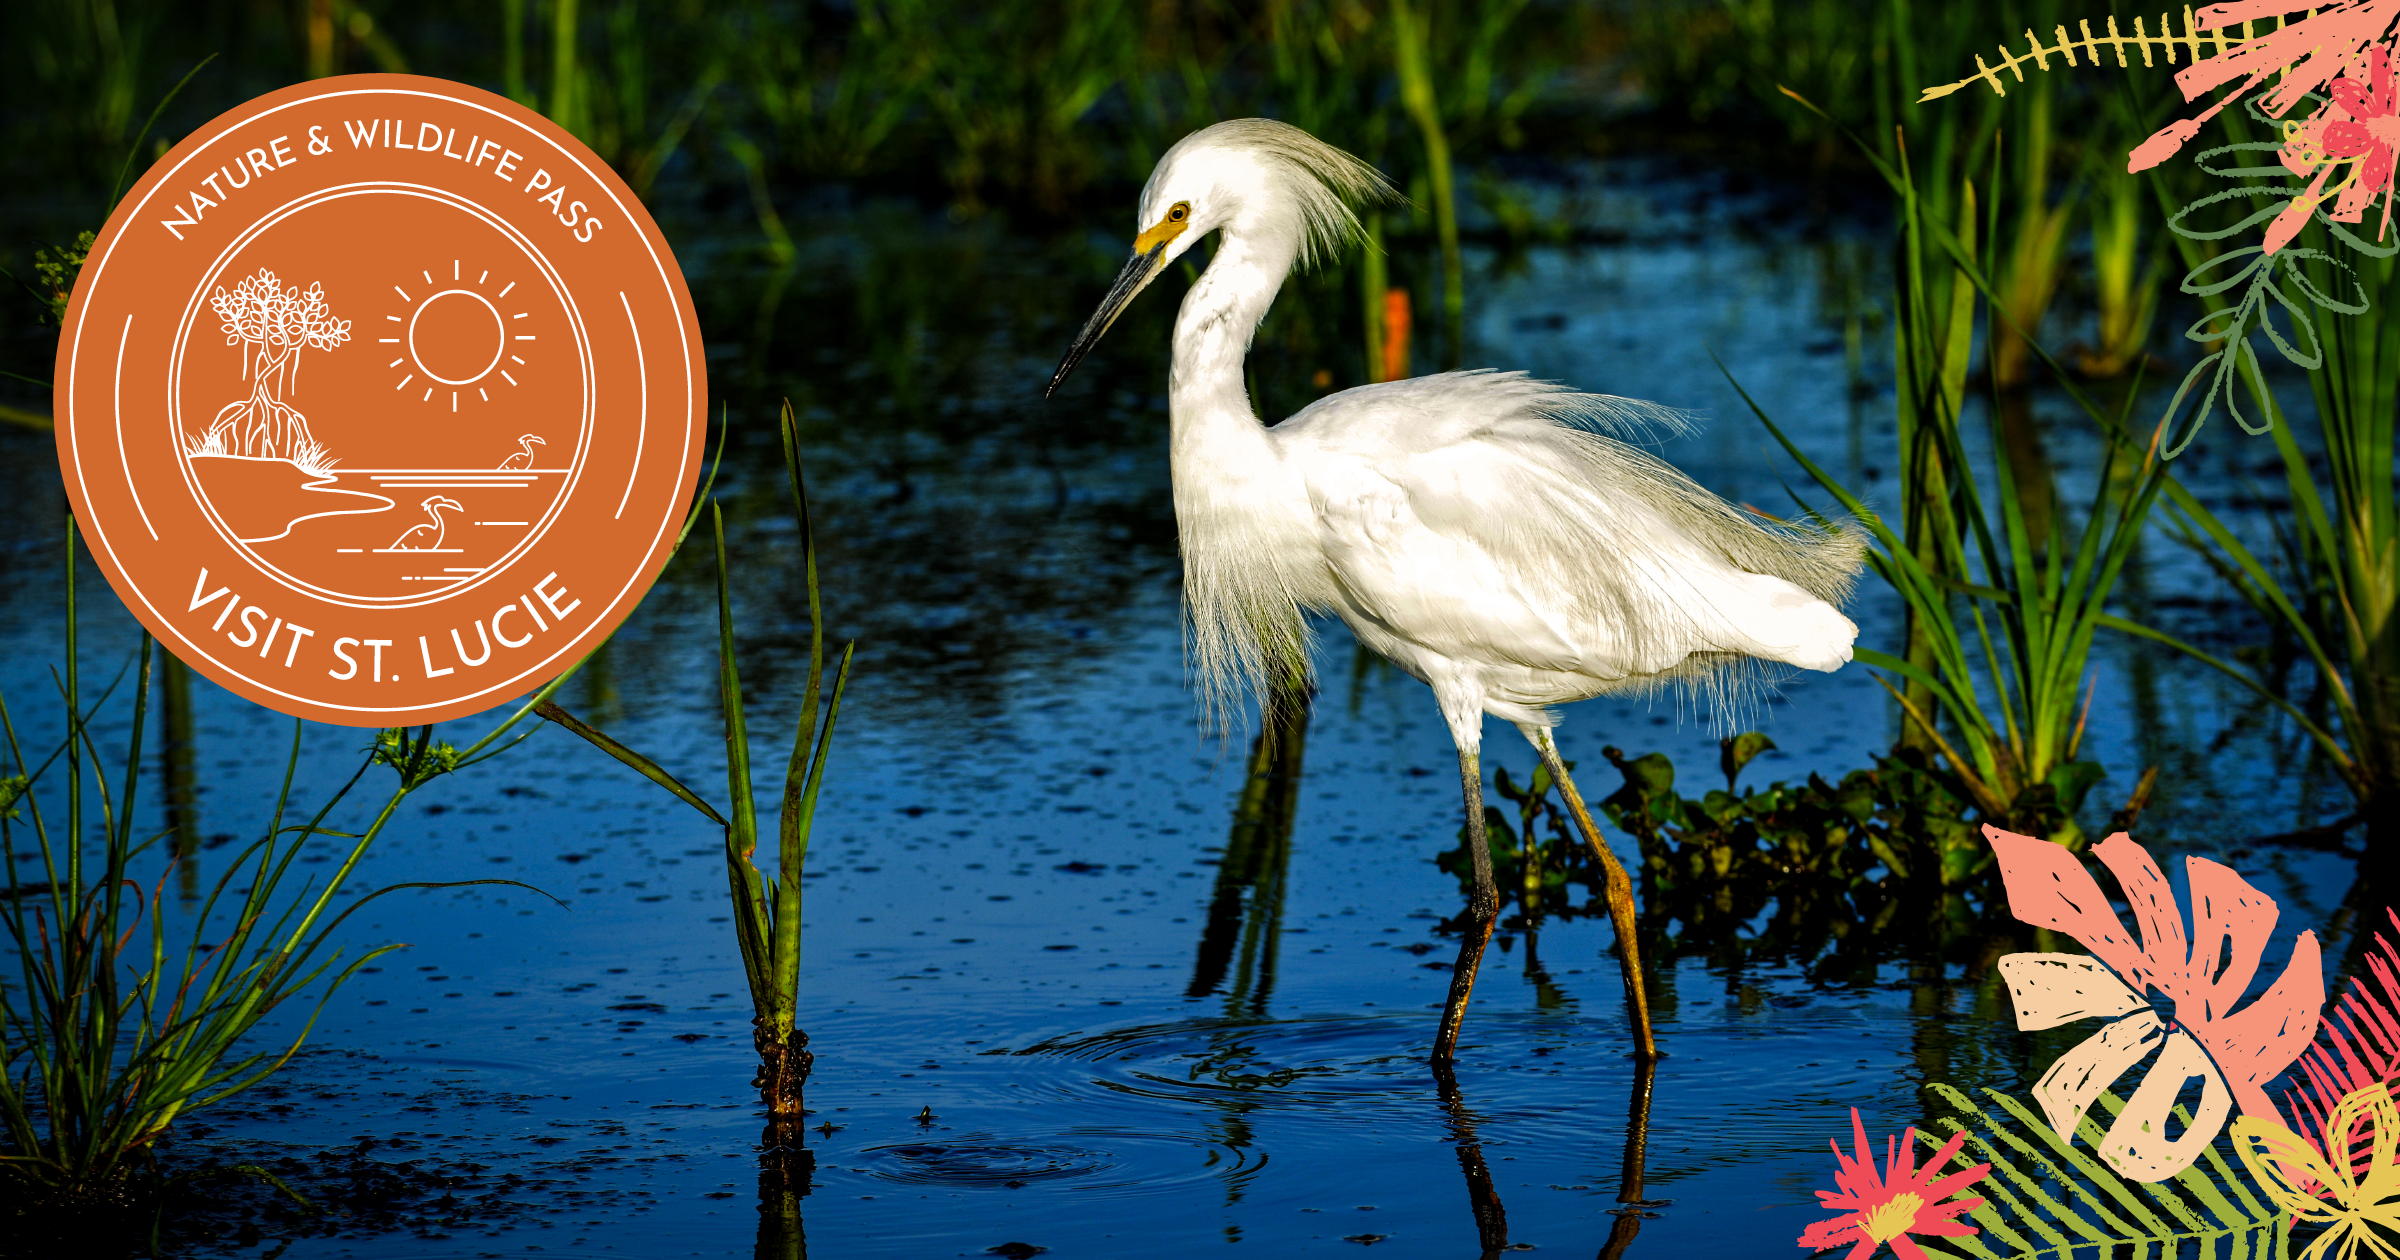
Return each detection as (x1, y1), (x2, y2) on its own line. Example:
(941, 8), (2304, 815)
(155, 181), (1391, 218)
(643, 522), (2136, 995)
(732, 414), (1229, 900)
(1046, 239), (1168, 398)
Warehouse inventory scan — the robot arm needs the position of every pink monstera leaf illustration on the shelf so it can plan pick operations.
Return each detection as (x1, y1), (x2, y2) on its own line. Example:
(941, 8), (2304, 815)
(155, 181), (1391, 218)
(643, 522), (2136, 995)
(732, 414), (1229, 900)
(1988, 826), (2323, 1181)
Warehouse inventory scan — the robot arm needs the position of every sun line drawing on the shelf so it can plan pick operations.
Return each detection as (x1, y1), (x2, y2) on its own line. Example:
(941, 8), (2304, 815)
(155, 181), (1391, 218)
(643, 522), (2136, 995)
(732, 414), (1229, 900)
(386, 259), (528, 410)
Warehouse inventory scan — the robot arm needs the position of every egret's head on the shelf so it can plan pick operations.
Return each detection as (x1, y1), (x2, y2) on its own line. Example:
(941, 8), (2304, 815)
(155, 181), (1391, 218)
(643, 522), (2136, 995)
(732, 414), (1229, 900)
(520, 433), (546, 446)
(1046, 118), (1396, 396)
(425, 495), (465, 513)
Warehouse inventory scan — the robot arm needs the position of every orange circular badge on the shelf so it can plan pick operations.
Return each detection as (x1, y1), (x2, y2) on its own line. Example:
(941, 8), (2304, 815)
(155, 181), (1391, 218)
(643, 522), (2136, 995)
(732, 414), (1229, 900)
(55, 74), (706, 727)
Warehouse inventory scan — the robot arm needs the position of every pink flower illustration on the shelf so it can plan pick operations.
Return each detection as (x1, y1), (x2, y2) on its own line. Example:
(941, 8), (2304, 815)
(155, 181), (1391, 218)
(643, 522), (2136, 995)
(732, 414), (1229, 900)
(1989, 828), (2323, 1181)
(2267, 45), (2400, 252)
(2323, 47), (2400, 225)
(1797, 1108), (1988, 1259)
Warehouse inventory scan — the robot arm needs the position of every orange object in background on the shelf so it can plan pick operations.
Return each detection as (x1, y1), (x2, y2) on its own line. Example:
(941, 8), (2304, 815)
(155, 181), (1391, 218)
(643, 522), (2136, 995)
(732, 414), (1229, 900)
(1381, 286), (1412, 383)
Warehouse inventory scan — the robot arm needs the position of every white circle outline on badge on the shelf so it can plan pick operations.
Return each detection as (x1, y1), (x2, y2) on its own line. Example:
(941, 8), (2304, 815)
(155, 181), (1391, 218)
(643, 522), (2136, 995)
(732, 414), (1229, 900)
(408, 289), (508, 386)
(165, 182), (596, 610)
(60, 85), (699, 719)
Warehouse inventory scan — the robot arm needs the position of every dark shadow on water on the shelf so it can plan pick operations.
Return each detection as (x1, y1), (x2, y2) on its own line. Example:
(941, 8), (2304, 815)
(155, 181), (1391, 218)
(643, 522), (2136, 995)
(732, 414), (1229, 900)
(1188, 688), (1309, 1012)
(156, 652), (201, 902)
(755, 1120), (813, 1260)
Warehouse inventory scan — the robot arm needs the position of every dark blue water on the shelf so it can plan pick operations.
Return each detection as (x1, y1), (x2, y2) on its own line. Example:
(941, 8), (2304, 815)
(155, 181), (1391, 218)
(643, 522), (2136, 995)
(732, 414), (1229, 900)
(0, 163), (2359, 1257)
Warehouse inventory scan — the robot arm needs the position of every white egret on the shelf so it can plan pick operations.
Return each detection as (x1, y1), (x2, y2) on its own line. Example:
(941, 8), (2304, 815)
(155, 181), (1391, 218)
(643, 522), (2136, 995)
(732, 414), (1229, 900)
(1048, 119), (1863, 1064)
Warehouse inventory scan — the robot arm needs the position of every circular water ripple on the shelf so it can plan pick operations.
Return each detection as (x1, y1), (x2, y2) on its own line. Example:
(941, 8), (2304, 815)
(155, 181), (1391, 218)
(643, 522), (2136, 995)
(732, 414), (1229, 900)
(863, 1141), (1111, 1188)
(997, 1013), (1454, 1123)
(859, 1130), (1261, 1199)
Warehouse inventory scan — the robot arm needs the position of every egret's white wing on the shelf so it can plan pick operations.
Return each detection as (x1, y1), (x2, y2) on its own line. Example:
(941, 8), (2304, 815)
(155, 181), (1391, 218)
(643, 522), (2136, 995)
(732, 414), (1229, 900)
(1281, 372), (1858, 683)
(1303, 449), (1587, 673)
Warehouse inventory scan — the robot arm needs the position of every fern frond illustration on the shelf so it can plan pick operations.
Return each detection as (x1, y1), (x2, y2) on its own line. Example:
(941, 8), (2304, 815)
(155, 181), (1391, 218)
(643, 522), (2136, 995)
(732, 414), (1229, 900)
(1918, 1083), (2288, 1258)
(2282, 908), (2400, 1198)
(1919, 10), (2298, 102)
(2152, 133), (2393, 457)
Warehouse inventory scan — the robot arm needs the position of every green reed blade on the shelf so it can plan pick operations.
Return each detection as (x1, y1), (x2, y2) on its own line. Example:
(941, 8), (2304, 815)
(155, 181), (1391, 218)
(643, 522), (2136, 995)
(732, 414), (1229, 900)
(535, 700), (726, 826)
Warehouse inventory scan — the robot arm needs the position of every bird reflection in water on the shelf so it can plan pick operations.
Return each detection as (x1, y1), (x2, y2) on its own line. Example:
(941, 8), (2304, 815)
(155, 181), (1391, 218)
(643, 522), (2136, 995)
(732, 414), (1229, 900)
(1432, 1060), (1510, 1256)
(1187, 678), (1310, 1011)
(1601, 1055), (1666, 1260)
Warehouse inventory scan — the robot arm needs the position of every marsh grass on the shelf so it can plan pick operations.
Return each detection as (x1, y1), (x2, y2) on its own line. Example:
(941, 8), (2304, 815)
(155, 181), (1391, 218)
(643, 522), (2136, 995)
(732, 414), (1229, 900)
(2128, 243), (2400, 858)
(0, 523), (569, 1219)
(537, 402), (853, 1128)
(1757, 90), (2176, 845)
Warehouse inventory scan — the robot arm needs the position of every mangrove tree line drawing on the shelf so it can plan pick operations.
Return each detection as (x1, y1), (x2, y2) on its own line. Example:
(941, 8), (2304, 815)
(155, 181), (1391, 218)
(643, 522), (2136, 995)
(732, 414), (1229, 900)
(187, 268), (352, 473)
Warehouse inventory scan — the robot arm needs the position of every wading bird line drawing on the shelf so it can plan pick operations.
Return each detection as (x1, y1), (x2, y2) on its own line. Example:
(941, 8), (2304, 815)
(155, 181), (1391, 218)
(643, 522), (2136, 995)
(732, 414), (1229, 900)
(1047, 119), (1864, 1065)
(194, 268), (352, 470)
(382, 495), (464, 552)
(498, 433), (546, 469)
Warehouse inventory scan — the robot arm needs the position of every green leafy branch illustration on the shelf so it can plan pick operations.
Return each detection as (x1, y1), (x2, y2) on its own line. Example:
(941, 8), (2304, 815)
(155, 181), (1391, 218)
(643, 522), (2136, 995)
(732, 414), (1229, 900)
(2154, 135), (2392, 457)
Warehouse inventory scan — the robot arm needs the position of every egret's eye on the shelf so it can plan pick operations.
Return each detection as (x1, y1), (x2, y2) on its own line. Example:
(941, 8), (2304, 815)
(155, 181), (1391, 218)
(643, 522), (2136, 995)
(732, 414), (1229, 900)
(1168, 202), (1190, 223)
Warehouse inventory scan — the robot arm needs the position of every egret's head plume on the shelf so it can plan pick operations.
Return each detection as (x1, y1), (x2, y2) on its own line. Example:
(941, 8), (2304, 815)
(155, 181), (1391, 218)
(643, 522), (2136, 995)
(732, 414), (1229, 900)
(1142, 118), (1398, 272)
(1048, 119), (1397, 397)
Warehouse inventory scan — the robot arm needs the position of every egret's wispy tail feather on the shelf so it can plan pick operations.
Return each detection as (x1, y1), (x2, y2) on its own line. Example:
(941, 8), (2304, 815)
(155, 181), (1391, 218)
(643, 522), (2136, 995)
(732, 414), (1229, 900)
(1542, 413), (1866, 731)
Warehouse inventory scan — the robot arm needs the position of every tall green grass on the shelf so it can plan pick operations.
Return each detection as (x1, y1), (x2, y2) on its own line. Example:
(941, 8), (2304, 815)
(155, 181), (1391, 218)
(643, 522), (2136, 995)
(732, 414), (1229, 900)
(1761, 89), (2173, 845)
(2126, 238), (2400, 860)
(539, 403), (853, 1128)
(1, 524), (567, 1212)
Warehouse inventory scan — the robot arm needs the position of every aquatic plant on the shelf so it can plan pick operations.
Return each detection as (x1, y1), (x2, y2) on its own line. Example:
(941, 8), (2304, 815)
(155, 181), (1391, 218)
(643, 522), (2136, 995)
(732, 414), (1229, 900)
(1389, 0), (1463, 368)
(2118, 320), (2400, 859)
(1751, 90), (2176, 844)
(0, 523), (567, 1212)
(1596, 735), (1992, 900)
(2077, 148), (2165, 379)
(1928, 2), (2400, 464)
(1906, 3), (2400, 858)
(1737, 359), (2157, 844)
(1988, 81), (2075, 393)
(537, 402), (853, 1128)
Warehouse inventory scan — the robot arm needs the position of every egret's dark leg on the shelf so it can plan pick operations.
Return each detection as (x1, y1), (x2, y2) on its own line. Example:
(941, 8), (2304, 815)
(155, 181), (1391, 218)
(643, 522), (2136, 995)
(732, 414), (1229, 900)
(1523, 725), (1656, 1061)
(1433, 743), (1498, 1064)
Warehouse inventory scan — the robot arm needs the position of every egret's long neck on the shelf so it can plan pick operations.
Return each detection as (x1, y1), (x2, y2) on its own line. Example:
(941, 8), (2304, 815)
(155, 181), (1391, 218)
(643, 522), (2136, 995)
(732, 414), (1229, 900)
(1161, 223), (1320, 715)
(1168, 228), (1295, 465)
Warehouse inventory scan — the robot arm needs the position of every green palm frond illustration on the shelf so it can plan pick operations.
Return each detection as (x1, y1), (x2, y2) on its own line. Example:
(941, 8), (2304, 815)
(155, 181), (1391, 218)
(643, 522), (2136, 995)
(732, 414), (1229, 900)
(1919, 11), (2300, 102)
(1916, 1084), (2289, 1259)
